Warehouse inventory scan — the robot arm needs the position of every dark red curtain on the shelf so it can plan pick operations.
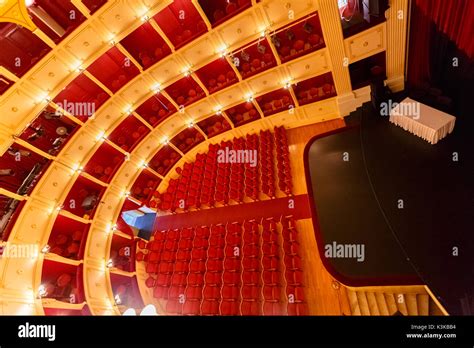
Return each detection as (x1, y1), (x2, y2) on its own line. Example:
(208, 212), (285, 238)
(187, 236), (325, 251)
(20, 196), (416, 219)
(408, 0), (474, 88)
(416, 0), (474, 59)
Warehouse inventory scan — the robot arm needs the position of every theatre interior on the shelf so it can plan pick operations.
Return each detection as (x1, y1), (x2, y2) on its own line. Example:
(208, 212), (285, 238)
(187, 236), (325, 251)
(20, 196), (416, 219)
(0, 0), (472, 316)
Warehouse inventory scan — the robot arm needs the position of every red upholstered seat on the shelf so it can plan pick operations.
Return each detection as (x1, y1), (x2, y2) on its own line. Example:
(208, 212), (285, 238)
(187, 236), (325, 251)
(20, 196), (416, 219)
(168, 284), (186, 299)
(287, 303), (308, 316)
(190, 260), (206, 273)
(145, 277), (155, 288)
(286, 286), (305, 302)
(263, 302), (285, 315)
(191, 248), (207, 260)
(242, 285), (261, 300)
(203, 285), (220, 299)
(285, 270), (304, 285)
(284, 255), (303, 270)
(222, 285), (240, 300)
(153, 286), (169, 299)
(177, 250), (191, 261)
(223, 271), (241, 285)
(242, 271), (260, 285)
(145, 263), (159, 274)
(263, 271), (281, 285)
(224, 258), (241, 271)
(166, 299), (183, 314)
(205, 271), (222, 285)
(178, 238), (193, 250)
(243, 245), (259, 257)
(241, 301), (261, 315)
(137, 240), (147, 249)
(175, 260), (190, 273)
(148, 251), (161, 263)
(262, 256), (279, 270)
(263, 285), (281, 301)
(136, 251), (145, 262)
(171, 273), (187, 286)
(284, 242), (300, 255)
(207, 259), (223, 272)
(243, 232), (259, 245)
(208, 246), (224, 259)
(185, 286), (203, 300)
(221, 300), (240, 315)
(201, 300), (220, 315)
(242, 257), (260, 271)
(158, 262), (173, 274)
(188, 273), (204, 286)
(182, 300), (201, 315)
(156, 273), (171, 286)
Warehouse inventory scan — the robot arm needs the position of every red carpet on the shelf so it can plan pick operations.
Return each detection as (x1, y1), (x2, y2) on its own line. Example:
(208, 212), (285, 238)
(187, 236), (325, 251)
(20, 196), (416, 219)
(153, 194), (312, 231)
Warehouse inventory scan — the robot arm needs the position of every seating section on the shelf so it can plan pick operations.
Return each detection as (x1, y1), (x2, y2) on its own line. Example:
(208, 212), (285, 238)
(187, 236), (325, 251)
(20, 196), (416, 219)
(137, 215), (308, 315)
(150, 128), (292, 212)
(275, 126), (293, 195)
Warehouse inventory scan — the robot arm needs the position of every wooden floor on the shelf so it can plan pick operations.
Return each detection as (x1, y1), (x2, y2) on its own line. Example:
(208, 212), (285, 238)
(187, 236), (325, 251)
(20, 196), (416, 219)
(285, 118), (351, 315)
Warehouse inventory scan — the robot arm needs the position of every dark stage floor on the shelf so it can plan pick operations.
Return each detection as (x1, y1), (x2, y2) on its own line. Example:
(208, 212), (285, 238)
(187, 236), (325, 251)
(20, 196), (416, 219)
(306, 102), (473, 315)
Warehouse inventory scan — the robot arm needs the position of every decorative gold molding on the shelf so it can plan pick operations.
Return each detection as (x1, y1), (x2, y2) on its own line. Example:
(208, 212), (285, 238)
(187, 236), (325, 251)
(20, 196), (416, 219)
(0, 0), (37, 32)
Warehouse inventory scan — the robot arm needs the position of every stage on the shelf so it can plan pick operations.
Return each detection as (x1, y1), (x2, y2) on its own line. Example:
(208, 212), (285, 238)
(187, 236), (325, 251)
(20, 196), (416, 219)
(306, 102), (474, 315)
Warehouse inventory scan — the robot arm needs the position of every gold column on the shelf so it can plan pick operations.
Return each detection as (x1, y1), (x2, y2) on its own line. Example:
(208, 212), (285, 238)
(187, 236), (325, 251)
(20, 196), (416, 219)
(385, 0), (409, 92)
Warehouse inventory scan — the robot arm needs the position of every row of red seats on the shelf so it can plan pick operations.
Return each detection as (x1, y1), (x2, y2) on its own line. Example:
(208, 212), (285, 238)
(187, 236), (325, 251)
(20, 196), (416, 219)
(260, 130), (276, 198)
(281, 216), (307, 315)
(244, 134), (260, 200)
(274, 126), (293, 195)
(228, 138), (245, 203)
(136, 217), (307, 315)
